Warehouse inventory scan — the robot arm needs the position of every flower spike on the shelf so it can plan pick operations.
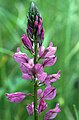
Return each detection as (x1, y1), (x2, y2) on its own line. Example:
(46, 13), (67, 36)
(6, 2), (61, 120)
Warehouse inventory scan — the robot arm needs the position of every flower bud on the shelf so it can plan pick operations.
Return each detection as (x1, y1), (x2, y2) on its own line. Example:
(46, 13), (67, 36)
(26, 102), (34, 115)
(22, 34), (33, 51)
(37, 99), (47, 114)
(27, 2), (44, 46)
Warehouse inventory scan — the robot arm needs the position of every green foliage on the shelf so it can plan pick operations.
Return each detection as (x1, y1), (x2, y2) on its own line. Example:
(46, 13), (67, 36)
(0, 0), (79, 120)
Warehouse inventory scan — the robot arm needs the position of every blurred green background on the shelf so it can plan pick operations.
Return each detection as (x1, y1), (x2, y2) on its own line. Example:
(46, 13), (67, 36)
(0, 0), (79, 120)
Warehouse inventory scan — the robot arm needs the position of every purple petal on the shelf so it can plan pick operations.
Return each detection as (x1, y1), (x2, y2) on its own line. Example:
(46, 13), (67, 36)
(37, 99), (47, 114)
(36, 15), (38, 21)
(17, 47), (20, 52)
(45, 47), (57, 58)
(6, 92), (26, 103)
(44, 104), (61, 120)
(20, 63), (32, 74)
(13, 47), (28, 64)
(28, 25), (33, 33)
(38, 72), (47, 83)
(34, 15), (38, 27)
(39, 49), (49, 59)
(37, 25), (41, 35)
(22, 34), (32, 50)
(22, 73), (32, 80)
(35, 64), (43, 74)
(40, 28), (44, 40)
(44, 70), (60, 85)
(49, 42), (53, 47)
(38, 46), (45, 57)
(34, 21), (38, 27)
(43, 56), (57, 67)
(38, 42), (56, 59)
(44, 76), (50, 85)
(37, 89), (43, 99)
(52, 104), (61, 113)
(50, 70), (60, 82)
(20, 59), (34, 74)
(37, 18), (42, 35)
(43, 86), (56, 100)
(26, 102), (34, 116)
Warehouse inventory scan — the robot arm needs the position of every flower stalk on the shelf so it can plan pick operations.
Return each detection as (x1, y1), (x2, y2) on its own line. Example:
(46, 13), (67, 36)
(34, 81), (38, 120)
(34, 39), (38, 119)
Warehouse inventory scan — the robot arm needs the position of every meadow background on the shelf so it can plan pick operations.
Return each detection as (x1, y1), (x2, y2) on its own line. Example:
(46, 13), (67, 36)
(0, 0), (79, 120)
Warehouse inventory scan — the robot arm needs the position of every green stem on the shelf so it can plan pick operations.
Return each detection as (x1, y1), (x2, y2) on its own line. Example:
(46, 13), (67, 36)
(34, 81), (38, 120)
(34, 40), (38, 120)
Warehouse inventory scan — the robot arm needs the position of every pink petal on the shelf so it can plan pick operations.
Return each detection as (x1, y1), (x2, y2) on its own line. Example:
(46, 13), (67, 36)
(45, 47), (57, 58)
(37, 99), (47, 114)
(13, 48), (28, 64)
(38, 72), (47, 83)
(43, 86), (56, 100)
(44, 104), (61, 120)
(43, 56), (57, 67)
(35, 64), (43, 74)
(40, 28), (44, 40)
(49, 42), (53, 47)
(44, 70), (60, 85)
(6, 92), (26, 103)
(38, 46), (45, 57)
(20, 63), (31, 74)
(22, 73), (31, 80)
(37, 89), (43, 99)
(26, 102), (34, 115)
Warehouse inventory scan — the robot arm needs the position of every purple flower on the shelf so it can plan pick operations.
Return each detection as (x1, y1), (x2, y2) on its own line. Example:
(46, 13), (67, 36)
(43, 56), (57, 67)
(20, 62), (33, 80)
(45, 45), (56, 58)
(22, 73), (32, 80)
(37, 99), (47, 114)
(37, 89), (43, 99)
(44, 70), (60, 85)
(21, 34), (33, 51)
(43, 86), (56, 100)
(6, 92), (26, 103)
(39, 42), (56, 59)
(38, 42), (57, 67)
(38, 72), (47, 83)
(19, 58), (34, 80)
(13, 47), (28, 64)
(26, 102), (34, 116)
(38, 86), (56, 100)
(20, 60), (44, 81)
(44, 104), (61, 120)
(35, 63), (44, 74)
